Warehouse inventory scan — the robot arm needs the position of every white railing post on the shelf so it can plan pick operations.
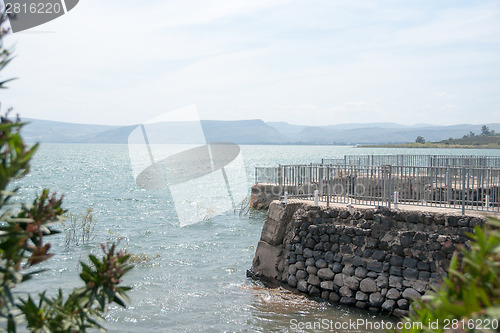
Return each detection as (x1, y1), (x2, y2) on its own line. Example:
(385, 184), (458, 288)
(347, 202), (354, 214)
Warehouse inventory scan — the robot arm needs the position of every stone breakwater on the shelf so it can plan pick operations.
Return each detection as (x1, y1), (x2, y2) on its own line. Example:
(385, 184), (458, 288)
(249, 184), (280, 210)
(247, 200), (485, 316)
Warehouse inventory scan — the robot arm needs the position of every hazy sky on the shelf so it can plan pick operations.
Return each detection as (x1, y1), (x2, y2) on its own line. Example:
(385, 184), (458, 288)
(2, 0), (500, 126)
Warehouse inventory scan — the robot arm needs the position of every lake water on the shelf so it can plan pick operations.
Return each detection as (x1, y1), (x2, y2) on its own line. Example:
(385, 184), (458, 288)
(14, 144), (500, 332)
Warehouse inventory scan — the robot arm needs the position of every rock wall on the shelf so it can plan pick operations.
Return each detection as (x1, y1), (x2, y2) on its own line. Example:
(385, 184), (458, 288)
(247, 201), (485, 316)
(250, 184), (281, 210)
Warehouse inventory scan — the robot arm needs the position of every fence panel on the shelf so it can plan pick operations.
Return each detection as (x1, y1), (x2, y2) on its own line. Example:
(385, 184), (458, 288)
(258, 163), (500, 213)
(254, 167), (279, 184)
(321, 154), (500, 168)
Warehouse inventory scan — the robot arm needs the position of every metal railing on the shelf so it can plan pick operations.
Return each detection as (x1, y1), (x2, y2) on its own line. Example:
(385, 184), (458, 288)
(254, 166), (280, 184)
(258, 164), (500, 213)
(430, 156), (500, 168)
(321, 155), (500, 168)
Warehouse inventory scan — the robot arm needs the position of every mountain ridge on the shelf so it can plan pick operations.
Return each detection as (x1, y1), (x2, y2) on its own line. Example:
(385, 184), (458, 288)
(18, 117), (500, 145)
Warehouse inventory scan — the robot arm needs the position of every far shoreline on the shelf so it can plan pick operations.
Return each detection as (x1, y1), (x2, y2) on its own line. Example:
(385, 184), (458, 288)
(359, 143), (500, 149)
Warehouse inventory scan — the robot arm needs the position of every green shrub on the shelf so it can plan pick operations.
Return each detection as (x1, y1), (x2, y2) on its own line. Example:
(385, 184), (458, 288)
(398, 218), (500, 332)
(0, 10), (133, 332)
(0, 115), (134, 332)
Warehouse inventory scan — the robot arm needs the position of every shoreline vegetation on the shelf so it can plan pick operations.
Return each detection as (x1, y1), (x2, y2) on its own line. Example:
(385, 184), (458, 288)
(361, 134), (500, 149)
(361, 142), (500, 149)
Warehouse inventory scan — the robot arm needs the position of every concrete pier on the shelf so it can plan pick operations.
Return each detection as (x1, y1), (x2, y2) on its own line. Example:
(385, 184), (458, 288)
(247, 196), (490, 316)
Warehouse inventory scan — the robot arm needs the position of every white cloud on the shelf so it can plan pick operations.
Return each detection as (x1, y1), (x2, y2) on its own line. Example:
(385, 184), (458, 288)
(433, 92), (457, 99)
(1, 0), (499, 126)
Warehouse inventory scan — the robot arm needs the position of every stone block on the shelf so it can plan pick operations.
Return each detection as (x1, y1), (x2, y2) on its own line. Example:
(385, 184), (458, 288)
(402, 288), (421, 300)
(320, 281), (335, 291)
(317, 268), (335, 280)
(359, 278), (378, 293)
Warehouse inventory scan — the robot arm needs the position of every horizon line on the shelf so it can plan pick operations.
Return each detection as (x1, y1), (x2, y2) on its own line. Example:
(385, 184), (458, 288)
(18, 116), (499, 129)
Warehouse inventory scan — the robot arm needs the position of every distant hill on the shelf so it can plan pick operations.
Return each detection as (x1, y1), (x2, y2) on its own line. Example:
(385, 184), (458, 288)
(288, 123), (500, 145)
(202, 119), (284, 144)
(21, 118), (119, 143)
(265, 121), (438, 138)
(363, 135), (500, 149)
(266, 122), (307, 136)
(20, 118), (285, 144)
(436, 134), (500, 148)
(76, 125), (139, 144)
(18, 117), (500, 145)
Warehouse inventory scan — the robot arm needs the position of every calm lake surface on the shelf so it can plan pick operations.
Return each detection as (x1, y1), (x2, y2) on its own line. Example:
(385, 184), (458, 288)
(14, 145), (500, 332)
